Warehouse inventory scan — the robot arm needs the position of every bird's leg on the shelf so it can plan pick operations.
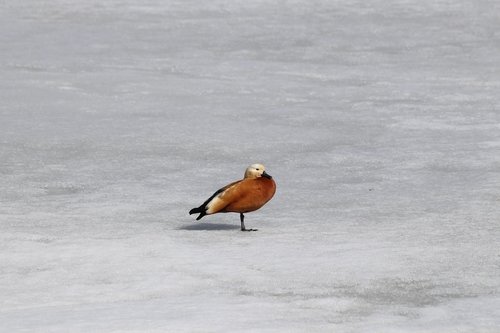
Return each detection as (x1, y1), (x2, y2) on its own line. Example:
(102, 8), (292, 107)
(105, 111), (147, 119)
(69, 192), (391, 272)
(240, 213), (257, 232)
(240, 213), (246, 230)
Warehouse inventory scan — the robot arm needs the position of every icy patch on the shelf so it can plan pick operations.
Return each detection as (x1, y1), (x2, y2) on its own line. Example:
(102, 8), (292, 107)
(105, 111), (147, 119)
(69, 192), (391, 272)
(1, 0), (500, 332)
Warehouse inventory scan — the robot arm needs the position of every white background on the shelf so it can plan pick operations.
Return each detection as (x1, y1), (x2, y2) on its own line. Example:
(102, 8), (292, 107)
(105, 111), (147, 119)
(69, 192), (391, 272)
(1, 0), (500, 331)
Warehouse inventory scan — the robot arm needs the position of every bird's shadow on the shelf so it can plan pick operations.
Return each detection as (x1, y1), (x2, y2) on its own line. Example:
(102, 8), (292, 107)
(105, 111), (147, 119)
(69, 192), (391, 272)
(179, 222), (240, 231)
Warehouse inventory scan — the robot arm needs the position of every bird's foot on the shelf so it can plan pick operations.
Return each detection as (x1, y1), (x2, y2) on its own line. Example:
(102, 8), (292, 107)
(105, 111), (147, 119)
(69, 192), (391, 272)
(241, 228), (258, 232)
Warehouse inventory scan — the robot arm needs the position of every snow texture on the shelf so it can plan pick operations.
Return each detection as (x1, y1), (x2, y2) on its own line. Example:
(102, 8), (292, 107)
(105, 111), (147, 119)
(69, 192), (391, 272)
(1, 0), (500, 332)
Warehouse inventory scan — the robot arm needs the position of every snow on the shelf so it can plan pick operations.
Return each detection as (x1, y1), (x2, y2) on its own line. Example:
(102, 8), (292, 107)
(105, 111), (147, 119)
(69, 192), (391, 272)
(1, 0), (500, 331)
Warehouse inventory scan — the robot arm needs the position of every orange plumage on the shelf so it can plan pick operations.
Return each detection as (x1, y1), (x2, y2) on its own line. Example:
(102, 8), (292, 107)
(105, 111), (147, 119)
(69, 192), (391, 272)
(189, 164), (276, 231)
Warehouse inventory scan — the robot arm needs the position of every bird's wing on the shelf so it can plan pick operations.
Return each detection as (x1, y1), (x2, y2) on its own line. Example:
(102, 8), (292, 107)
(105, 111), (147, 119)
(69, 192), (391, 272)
(203, 179), (243, 214)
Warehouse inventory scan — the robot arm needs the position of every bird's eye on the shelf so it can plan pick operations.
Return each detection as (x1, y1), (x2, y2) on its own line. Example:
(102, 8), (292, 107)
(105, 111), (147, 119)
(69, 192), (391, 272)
(256, 168), (260, 171)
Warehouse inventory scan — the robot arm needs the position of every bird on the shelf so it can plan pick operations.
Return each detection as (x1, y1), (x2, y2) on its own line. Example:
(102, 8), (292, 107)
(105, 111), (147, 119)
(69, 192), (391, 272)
(189, 163), (276, 231)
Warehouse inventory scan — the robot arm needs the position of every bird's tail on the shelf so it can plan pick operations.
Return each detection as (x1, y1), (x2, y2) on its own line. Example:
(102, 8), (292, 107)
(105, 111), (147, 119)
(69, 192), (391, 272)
(189, 206), (207, 220)
(190, 187), (224, 221)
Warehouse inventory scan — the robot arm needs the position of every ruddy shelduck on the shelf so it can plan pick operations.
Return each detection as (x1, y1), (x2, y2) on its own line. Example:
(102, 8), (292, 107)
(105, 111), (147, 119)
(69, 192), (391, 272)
(189, 164), (276, 231)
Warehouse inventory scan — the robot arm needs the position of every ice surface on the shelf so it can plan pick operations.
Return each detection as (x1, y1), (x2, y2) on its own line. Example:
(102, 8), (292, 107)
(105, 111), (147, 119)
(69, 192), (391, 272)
(1, 0), (500, 332)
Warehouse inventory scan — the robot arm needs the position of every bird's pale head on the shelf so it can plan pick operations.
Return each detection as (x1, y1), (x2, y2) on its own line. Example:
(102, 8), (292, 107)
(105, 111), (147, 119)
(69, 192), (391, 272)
(244, 163), (272, 179)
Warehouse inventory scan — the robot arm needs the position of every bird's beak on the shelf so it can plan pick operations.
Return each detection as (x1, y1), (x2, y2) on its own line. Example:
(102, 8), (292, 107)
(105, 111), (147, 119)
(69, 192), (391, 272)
(262, 171), (272, 179)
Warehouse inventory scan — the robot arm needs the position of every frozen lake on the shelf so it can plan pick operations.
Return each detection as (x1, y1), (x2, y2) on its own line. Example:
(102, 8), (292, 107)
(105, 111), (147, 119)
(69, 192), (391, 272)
(1, 0), (500, 331)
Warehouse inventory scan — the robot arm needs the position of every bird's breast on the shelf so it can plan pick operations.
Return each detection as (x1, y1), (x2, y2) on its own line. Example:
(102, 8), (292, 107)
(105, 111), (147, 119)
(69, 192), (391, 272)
(222, 177), (276, 213)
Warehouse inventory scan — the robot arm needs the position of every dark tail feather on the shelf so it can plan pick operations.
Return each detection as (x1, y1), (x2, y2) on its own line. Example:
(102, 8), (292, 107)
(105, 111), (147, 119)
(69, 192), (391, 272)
(189, 207), (201, 215)
(189, 207), (206, 220)
(190, 188), (224, 221)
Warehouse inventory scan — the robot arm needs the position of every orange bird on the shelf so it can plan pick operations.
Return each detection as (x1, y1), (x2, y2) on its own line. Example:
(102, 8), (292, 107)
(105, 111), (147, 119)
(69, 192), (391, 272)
(189, 164), (276, 231)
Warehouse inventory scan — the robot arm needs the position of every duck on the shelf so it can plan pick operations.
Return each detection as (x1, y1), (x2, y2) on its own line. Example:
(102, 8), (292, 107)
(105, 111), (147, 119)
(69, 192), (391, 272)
(189, 164), (276, 231)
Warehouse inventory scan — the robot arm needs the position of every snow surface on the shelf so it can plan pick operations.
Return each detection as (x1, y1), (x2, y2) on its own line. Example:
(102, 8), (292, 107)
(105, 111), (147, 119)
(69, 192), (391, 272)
(1, 0), (500, 332)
